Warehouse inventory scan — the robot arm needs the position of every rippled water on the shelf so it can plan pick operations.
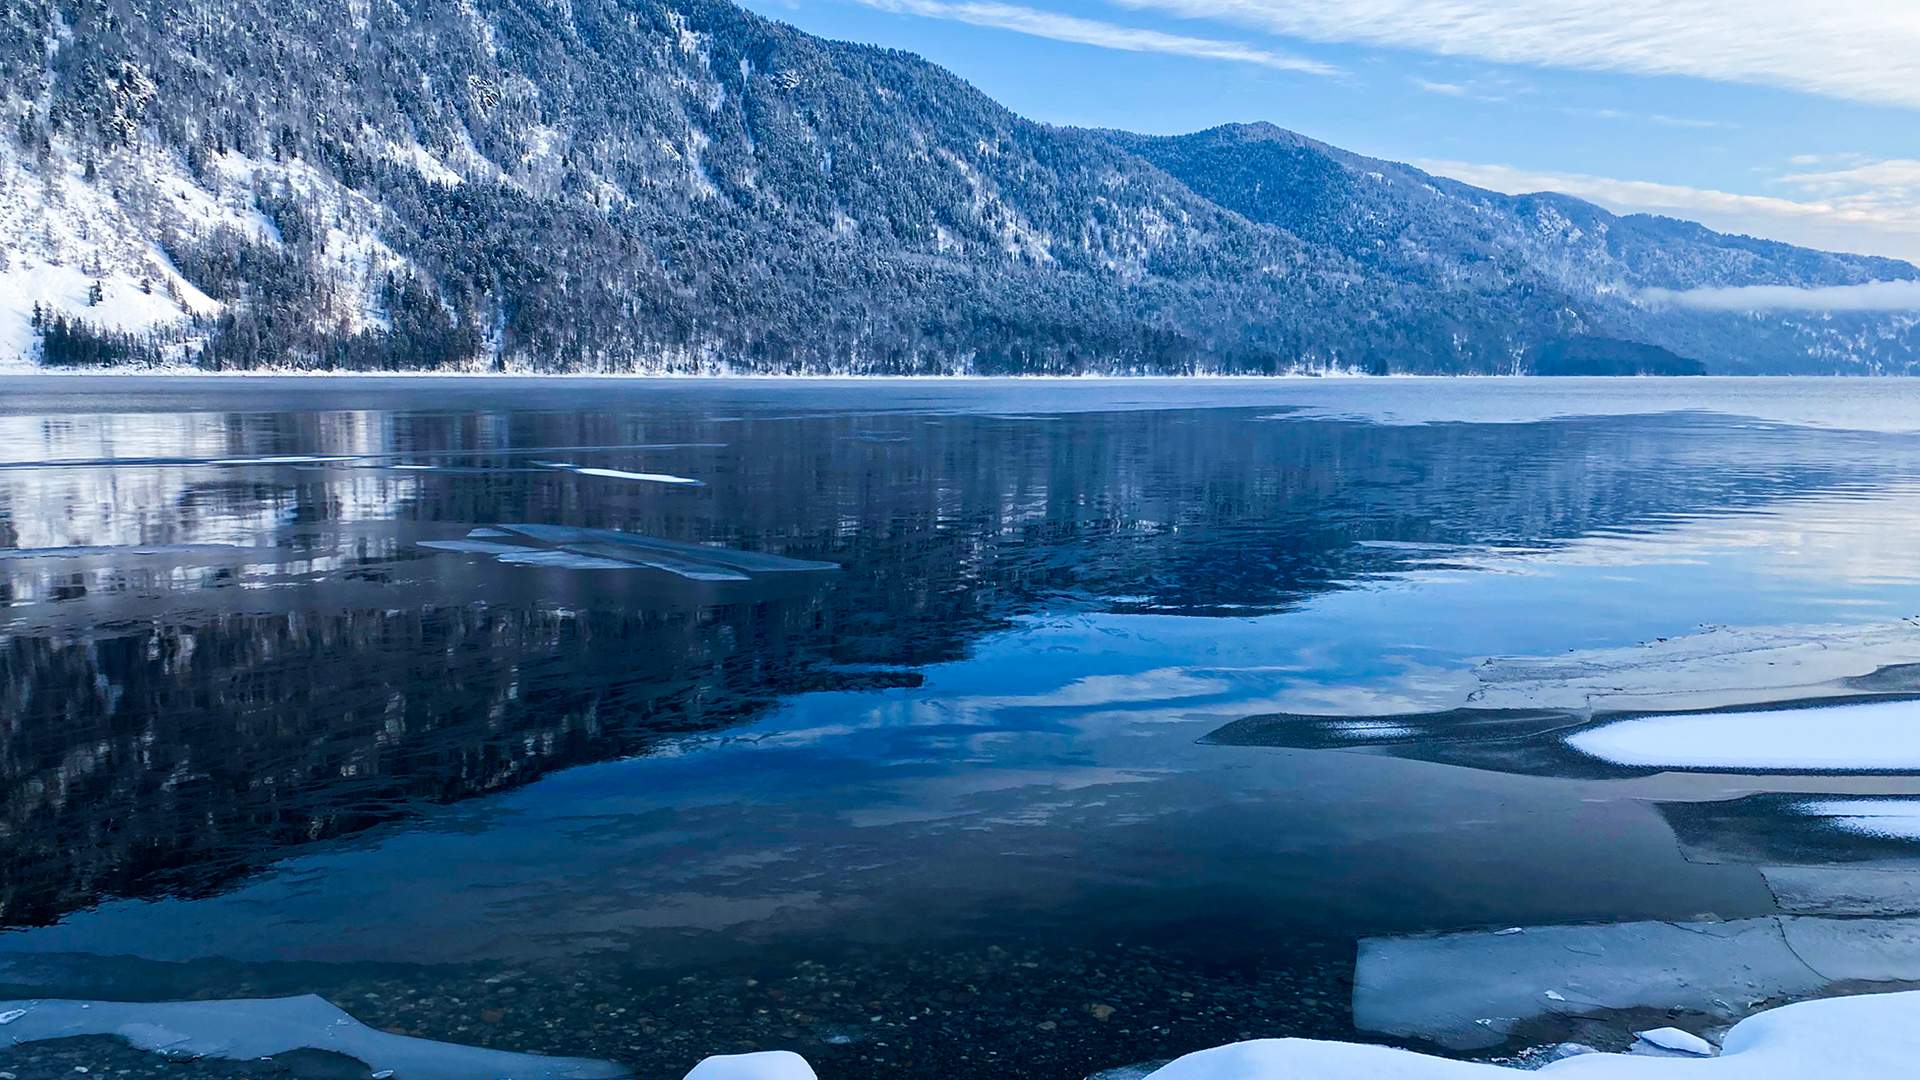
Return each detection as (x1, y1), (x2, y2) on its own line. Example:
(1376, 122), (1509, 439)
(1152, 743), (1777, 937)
(8, 376), (1920, 1078)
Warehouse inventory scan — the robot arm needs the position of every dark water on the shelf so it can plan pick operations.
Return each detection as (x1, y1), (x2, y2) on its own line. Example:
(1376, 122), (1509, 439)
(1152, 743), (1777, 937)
(7, 377), (1920, 1078)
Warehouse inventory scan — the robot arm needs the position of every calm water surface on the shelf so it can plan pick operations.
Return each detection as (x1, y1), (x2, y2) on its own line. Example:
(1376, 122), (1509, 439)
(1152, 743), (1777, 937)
(6, 377), (1920, 1078)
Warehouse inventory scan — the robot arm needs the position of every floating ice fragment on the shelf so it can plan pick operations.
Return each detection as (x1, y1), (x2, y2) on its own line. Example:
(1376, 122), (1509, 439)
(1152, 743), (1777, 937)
(0, 995), (627, 1079)
(1633, 1027), (1713, 1056)
(0, 1008), (24, 1024)
(417, 524), (836, 582)
(570, 467), (704, 486)
(416, 539), (529, 556)
(492, 549), (655, 572)
(207, 455), (359, 466)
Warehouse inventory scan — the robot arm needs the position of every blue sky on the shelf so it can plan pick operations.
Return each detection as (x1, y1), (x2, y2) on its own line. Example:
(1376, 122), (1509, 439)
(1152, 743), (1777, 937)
(740, 0), (1920, 264)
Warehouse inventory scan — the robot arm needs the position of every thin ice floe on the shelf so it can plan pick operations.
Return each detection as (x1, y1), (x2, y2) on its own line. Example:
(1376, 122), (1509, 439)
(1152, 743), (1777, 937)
(569, 466), (704, 485)
(206, 454), (361, 465)
(1567, 700), (1920, 772)
(418, 524), (837, 582)
(0, 542), (255, 561)
(1354, 915), (1920, 1051)
(1139, 990), (1920, 1077)
(0, 994), (628, 1080)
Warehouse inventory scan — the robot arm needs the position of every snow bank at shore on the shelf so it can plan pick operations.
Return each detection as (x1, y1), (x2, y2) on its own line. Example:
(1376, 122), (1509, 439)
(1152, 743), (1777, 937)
(1142, 989), (1915, 1076)
(5, 990), (1919, 1079)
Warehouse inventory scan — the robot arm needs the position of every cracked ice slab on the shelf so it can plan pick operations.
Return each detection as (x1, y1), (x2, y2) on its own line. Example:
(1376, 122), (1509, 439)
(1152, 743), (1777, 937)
(1762, 866), (1920, 916)
(0, 994), (629, 1080)
(1355, 918), (1823, 1050)
(1355, 915), (1920, 1051)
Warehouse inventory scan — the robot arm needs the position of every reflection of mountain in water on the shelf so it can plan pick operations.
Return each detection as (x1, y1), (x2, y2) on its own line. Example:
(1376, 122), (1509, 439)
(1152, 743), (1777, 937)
(4, 404), (1918, 926)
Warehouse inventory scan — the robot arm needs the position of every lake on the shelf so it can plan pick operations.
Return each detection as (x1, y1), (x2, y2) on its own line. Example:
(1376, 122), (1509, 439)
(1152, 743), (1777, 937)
(7, 376), (1920, 1079)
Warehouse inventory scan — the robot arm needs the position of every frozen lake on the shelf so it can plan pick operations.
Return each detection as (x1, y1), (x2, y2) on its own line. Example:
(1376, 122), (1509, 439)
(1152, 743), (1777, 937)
(9, 376), (1920, 1078)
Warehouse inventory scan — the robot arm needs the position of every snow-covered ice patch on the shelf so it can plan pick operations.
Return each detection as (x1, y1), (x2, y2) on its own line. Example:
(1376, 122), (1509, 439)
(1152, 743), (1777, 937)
(1567, 700), (1920, 772)
(1632, 1027), (1715, 1056)
(1794, 799), (1920, 840)
(0, 994), (627, 1079)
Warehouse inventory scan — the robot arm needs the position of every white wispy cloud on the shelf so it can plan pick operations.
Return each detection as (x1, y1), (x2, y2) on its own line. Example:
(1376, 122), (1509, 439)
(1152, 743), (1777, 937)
(1641, 281), (1920, 311)
(1419, 159), (1920, 264)
(1558, 106), (1734, 130)
(1783, 158), (1920, 193)
(852, 0), (1339, 75)
(1102, 0), (1920, 109)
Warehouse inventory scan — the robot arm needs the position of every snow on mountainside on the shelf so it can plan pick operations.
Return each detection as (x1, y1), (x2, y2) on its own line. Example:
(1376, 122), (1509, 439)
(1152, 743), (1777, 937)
(0, 0), (1915, 373)
(1115, 123), (1920, 374)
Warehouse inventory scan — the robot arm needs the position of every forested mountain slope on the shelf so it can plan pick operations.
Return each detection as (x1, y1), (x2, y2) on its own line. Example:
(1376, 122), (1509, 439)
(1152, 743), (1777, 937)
(1, 0), (1914, 373)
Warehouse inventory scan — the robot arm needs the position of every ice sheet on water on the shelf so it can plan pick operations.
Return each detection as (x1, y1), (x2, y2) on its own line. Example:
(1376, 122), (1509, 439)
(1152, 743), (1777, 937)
(1470, 621), (1920, 714)
(1659, 793), (1920, 870)
(416, 524), (837, 582)
(1202, 707), (1603, 776)
(1355, 915), (1920, 1050)
(0, 994), (629, 1080)
(1568, 701), (1920, 772)
(1762, 865), (1920, 916)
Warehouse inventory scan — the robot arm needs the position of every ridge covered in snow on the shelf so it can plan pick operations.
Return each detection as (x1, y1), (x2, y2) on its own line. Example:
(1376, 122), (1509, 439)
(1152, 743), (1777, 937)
(2, 0), (1917, 373)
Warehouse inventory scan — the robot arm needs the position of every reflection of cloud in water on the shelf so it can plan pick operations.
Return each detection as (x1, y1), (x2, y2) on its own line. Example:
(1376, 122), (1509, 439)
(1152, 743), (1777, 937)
(1426, 482), (1920, 592)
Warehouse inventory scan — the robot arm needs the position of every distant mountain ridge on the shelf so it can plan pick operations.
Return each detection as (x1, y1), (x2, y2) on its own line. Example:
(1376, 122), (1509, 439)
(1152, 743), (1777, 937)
(1, 0), (1915, 373)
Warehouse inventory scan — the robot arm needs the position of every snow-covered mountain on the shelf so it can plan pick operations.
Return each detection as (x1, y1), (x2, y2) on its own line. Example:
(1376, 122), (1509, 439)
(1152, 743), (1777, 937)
(2, 0), (1915, 373)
